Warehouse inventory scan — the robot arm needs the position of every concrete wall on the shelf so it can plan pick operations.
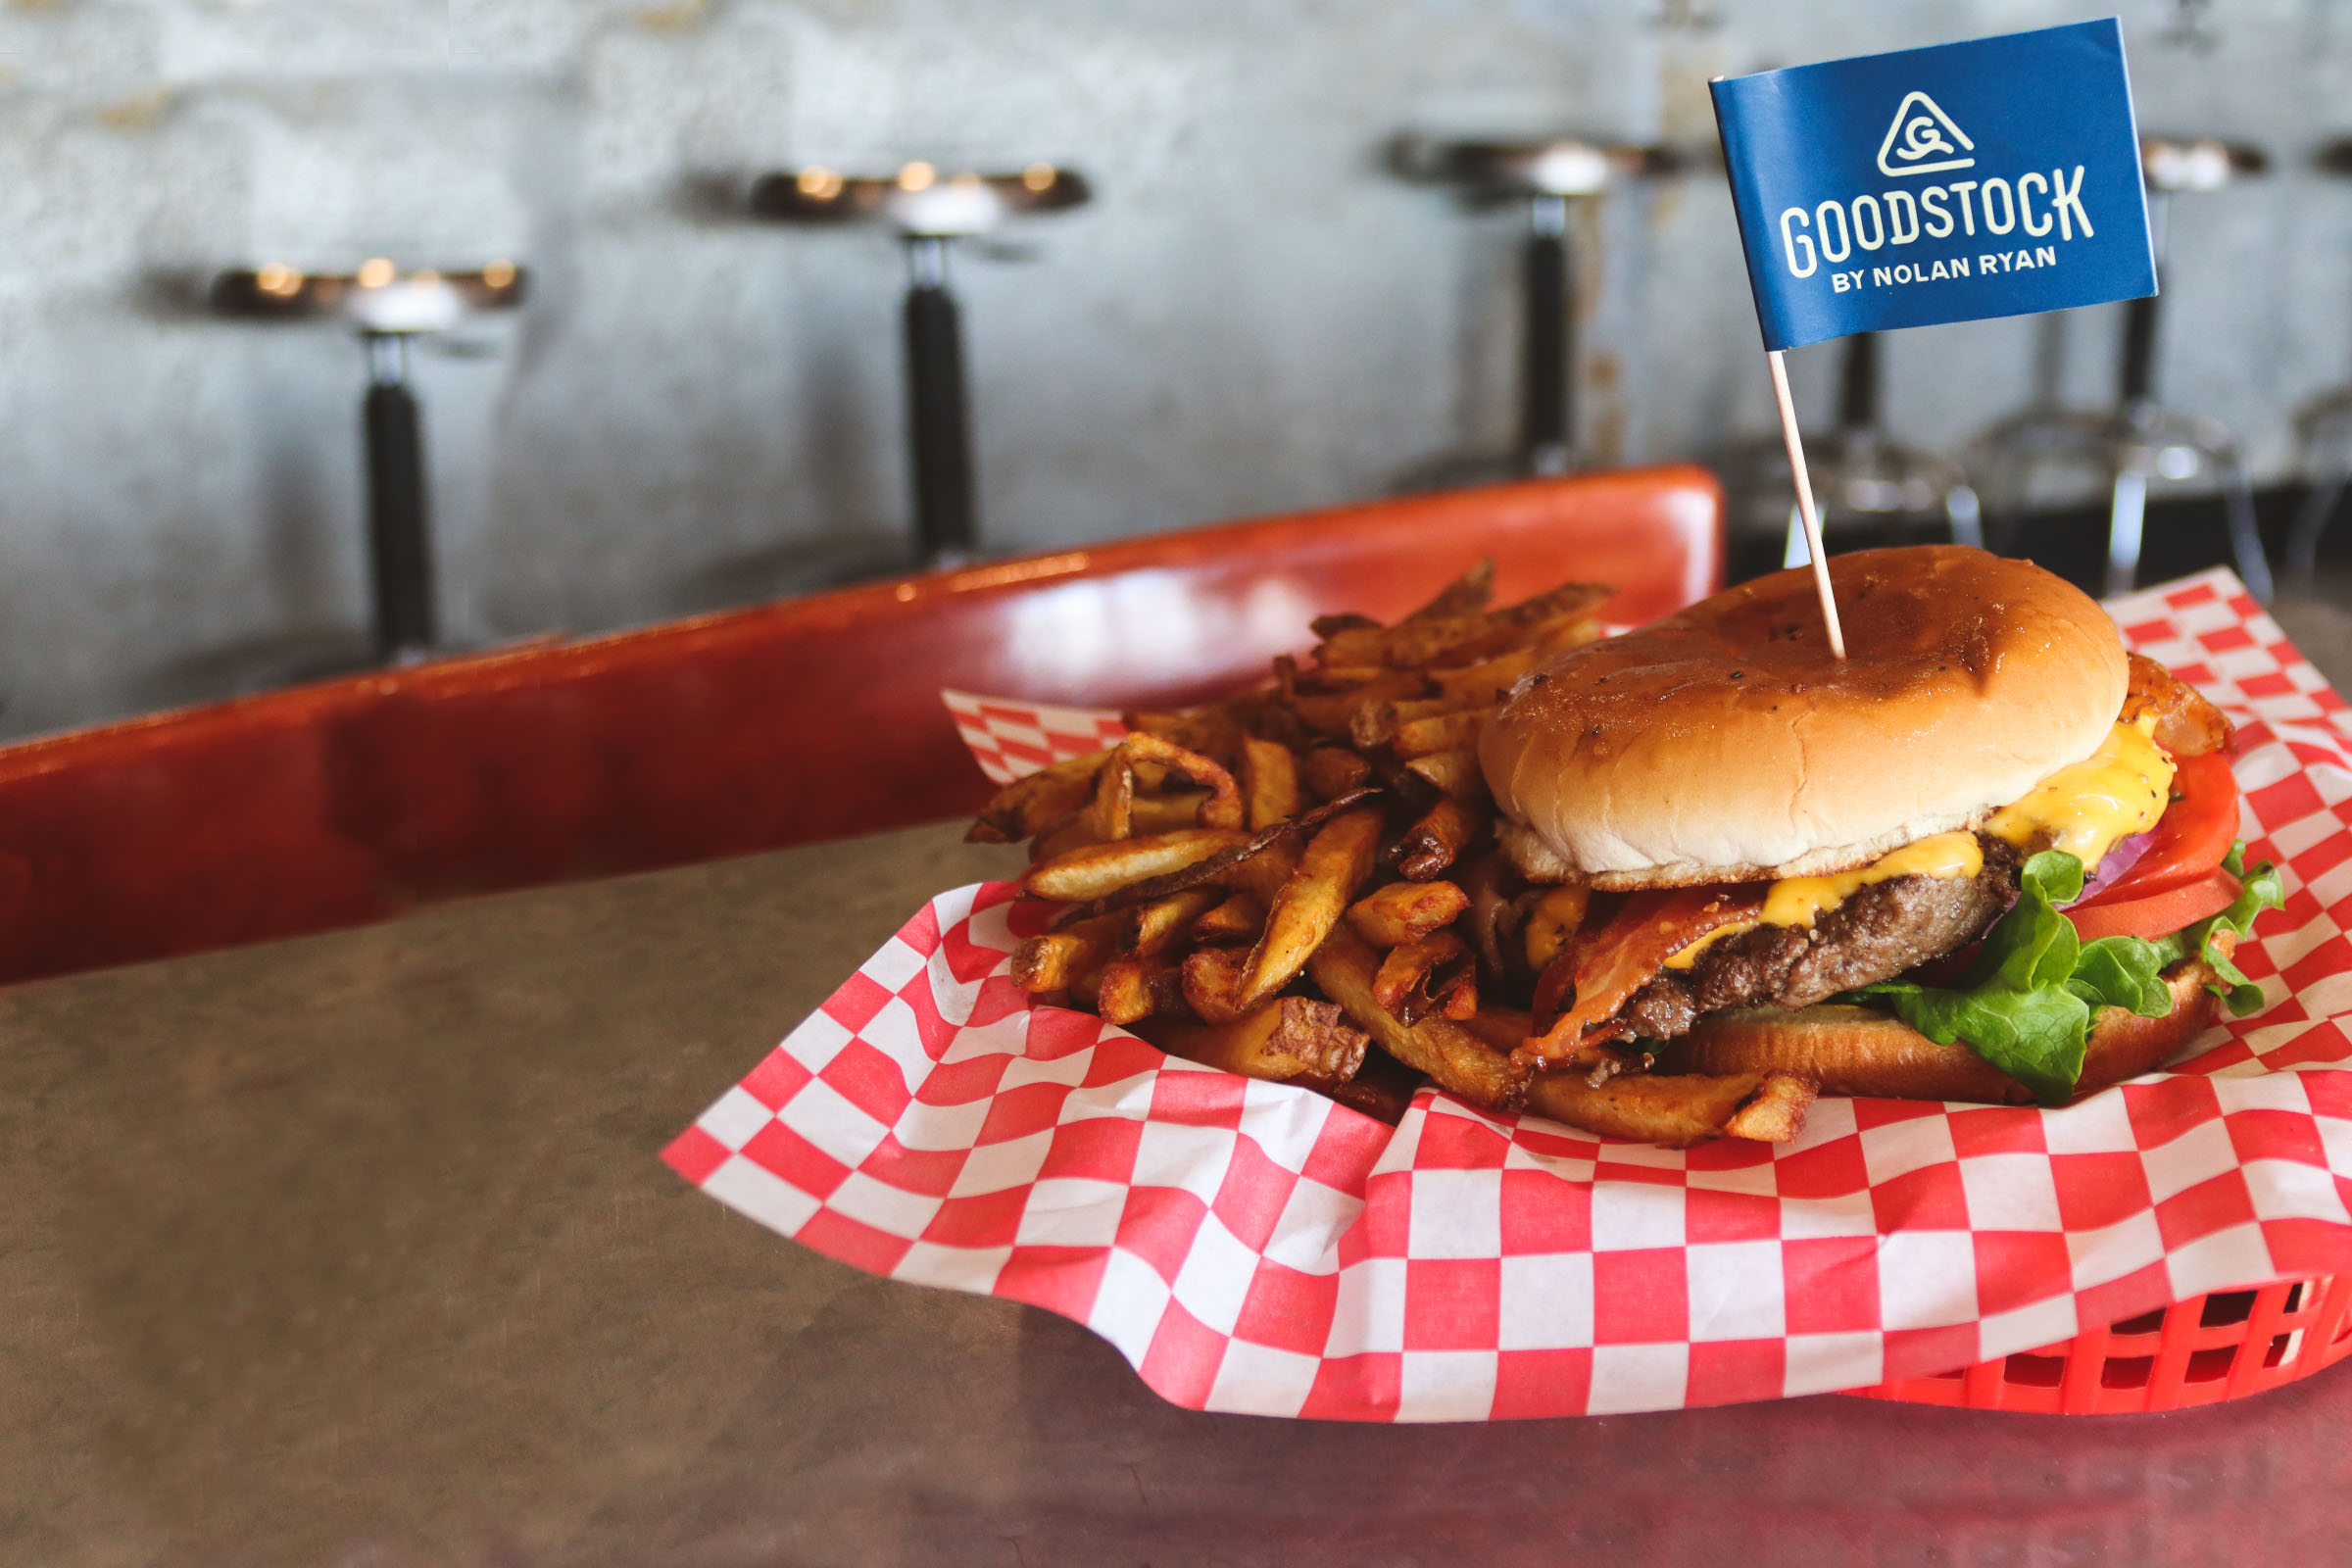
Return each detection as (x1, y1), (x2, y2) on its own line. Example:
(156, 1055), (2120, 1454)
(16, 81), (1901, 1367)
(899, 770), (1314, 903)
(6, 0), (2351, 736)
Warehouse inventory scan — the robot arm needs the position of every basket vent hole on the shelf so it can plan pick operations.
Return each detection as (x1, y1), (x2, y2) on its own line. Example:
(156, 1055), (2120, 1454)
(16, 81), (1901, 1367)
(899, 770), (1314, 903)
(2199, 1291), (2256, 1328)
(2112, 1309), (2167, 1336)
(2184, 1347), (2238, 1384)
(2266, 1329), (2303, 1369)
(2002, 1353), (2065, 1388)
(2283, 1282), (2306, 1314)
(2101, 1354), (2154, 1389)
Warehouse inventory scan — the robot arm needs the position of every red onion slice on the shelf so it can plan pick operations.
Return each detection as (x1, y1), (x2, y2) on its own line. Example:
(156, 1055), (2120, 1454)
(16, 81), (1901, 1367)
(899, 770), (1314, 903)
(2072, 831), (2155, 906)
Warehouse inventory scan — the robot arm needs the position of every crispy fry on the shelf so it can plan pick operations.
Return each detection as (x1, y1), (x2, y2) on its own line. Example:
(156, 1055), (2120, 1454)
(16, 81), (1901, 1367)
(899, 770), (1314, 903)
(1180, 945), (1250, 1022)
(1304, 746), (1374, 802)
(1194, 891), (1266, 943)
(1011, 911), (1130, 992)
(1309, 611), (1384, 641)
(1240, 735), (1301, 830)
(1346, 879), (1469, 947)
(1202, 807), (1387, 1021)
(1349, 696), (1467, 752)
(1117, 732), (1246, 830)
(1394, 709), (1489, 760)
(1372, 930), (1476, 1022)
(1029, 810), (1094, 863)
(1048, 789), (1376, 923)
(1097, 955), (1186, 1027)
(1522, 885), (1592, 975)
(1403, 748), (1490, 805)
(1023, 827), (1250, 902)
(1126, 887), (1225, 956)
(1400, 558), (1495, 623)
(1131, 793), (1205, 833)
(1288, 671), (1428, 736)
(1307, 926), (1529, 1112)
(1139, 996), (1369, 1090)
(1085, 754), (1135, 842)
(1122, 707), (1242, 768)
(1428, 647), (1541, 708)
(1392, 795), (1484, 880)
(1524, 1067), (1815, 1147)
(966, 748), (1115, 844)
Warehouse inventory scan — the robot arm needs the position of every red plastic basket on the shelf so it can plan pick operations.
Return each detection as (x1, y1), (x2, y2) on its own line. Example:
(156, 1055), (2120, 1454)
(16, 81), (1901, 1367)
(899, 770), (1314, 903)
(1850, 1276), (2352, 1413)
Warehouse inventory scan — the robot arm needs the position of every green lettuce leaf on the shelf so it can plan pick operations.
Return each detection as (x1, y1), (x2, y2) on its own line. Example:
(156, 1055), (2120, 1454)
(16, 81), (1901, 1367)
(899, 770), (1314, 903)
(1847, 845), (2282, 1106)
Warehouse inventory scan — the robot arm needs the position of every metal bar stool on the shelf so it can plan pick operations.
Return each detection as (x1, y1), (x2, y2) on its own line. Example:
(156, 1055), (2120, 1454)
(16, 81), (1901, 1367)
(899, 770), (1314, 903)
(1393, 136), (1678, 482)
(749, 164), (1089, 567)
(211, 261), (526, 663)
(2285, 137), (2352, 580)
(1967, 137), (2273, 602)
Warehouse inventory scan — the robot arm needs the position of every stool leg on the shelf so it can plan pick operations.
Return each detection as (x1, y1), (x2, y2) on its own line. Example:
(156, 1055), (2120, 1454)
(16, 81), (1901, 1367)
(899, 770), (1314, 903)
(2107, 466), (2147, 598)
(1945, 483), (1984, 550)
(363, 333), (435, 661)
(1522, 195), (1572, 476)
(2218, 448), (2276, 604)
(2288, 466), (2349, 581)
(904, 237), (976, 564)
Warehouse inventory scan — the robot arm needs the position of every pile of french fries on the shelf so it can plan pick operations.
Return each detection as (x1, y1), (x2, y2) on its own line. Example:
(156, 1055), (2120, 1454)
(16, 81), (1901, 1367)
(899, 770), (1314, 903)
(968, 561), (1816, 1147)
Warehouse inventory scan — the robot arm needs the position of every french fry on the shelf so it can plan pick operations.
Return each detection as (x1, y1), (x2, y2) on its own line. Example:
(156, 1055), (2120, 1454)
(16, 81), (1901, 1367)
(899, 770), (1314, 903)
(1428, 647), (1541, 708)
(1289, 671), (1428, 736)
(1131, 793), (1205, 833)
(966, 749), (1115, 844)
(1399, 557), (1496, 623)
(1394, 709), (1489, 760)
(1126, 887), (1225, 956)
(1372, 930), (1477, 1023)
(1181, 945), (1250, 1022)
(1117, 732), (1246, 830)
(1309, 611), (1384, 641)
(1122, 707), (1243, 767)
(1306, 926), (1529, 1112)
(1085, 754), (1135, 842)
(1139, 996), (1369, 1090)
(1403, 748), (1489, 805)
(1392, 795), (1484, 880)
(1194, 891), (1266, 943)
(1523, 1067), (1816, 1147)
(1209, 807), (1387, 1021)
(1346, 879), (1470, 947)
(1097, 955), (1186, 1027)
(1049, 789), (1376, 923)
(1304, 746), (1373, 802)
(1522, 885), (1592, 975)
(1023, 827), (1250, 902)
(1239, 735), (1301, 830)
(1349, 696), (1467, 752)
(1011, 911), (1130, 992)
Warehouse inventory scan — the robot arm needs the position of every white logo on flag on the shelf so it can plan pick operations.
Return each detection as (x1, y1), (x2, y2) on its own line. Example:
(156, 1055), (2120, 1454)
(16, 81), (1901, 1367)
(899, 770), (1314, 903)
(1876, 91), (1976, 177)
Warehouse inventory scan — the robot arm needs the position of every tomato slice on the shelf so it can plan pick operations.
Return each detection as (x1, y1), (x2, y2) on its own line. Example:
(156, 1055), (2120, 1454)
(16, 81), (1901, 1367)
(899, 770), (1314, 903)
(2068, 865), (2240, 942)
(2076, 752), (2239, 911)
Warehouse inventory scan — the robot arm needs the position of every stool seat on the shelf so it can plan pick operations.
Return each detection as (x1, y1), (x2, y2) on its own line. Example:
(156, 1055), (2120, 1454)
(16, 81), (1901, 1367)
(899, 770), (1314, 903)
(748, 164), (1088, 237)
(212, 262), (525, 332)
(2139, 135), (2265, 194)
(1394, 136), (1679, 199)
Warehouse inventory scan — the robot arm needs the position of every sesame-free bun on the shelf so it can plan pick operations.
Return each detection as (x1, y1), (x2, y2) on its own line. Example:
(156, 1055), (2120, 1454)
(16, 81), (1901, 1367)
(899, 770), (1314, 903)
(1671, 950), (2230, 1104)
(1479, 546), (2129, 889)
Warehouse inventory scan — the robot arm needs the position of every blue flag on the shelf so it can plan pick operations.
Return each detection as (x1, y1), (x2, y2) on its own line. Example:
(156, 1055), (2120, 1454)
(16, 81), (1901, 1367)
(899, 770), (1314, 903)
(1711, 19), (2156, 351)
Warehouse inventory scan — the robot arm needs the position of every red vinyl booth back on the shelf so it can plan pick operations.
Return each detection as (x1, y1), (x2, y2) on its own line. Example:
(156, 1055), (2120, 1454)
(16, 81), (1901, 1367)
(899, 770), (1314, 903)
(0, 466), (1721, 986)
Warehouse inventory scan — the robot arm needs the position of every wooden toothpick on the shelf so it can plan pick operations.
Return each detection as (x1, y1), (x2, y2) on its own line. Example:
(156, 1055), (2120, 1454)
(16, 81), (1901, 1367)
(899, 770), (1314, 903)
(1766, 348), (1846, 660)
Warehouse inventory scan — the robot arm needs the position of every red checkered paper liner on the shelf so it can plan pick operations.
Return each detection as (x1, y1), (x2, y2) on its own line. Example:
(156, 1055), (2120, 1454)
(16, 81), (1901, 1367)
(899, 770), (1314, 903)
(666, 569), (2352, 1419)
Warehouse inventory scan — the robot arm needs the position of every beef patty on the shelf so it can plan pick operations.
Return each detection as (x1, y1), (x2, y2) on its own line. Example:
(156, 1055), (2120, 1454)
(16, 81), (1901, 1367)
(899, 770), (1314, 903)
(1618, 836), (2022, 1043)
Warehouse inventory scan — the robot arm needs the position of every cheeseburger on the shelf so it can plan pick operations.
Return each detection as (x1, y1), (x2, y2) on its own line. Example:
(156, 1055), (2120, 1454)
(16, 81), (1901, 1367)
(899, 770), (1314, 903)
(1480, 545), (2278, 1106)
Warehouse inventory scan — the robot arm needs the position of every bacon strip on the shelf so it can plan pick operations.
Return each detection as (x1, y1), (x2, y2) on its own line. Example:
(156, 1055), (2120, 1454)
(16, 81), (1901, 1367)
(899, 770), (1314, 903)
(1517, 884), (1767, 1067)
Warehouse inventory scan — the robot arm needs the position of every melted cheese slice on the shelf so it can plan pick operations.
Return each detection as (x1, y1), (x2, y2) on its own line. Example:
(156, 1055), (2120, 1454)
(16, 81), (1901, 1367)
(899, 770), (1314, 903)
(1983, 719), (2175, 866)
(1662, 831), (1984, 969)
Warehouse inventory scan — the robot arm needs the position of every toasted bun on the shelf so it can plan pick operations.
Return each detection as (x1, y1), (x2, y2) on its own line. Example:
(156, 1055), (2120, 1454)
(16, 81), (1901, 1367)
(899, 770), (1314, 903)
(1670, 954), (2229, 1105)
(1479, 546), (2129, 888)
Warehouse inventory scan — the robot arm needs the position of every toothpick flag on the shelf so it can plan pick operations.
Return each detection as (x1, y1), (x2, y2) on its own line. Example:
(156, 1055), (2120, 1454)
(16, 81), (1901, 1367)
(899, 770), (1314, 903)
(1711, 19), (2157, 351)
(1708, 19), (2159, 656)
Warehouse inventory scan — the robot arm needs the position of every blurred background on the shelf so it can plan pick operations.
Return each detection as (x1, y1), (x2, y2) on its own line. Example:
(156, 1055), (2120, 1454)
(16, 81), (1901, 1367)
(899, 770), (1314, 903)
(9, 0), (2352, 740)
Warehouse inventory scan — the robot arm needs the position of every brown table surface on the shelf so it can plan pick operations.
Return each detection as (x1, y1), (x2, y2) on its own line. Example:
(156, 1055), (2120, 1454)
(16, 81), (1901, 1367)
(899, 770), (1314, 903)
(9, 815), (2352, 1566)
